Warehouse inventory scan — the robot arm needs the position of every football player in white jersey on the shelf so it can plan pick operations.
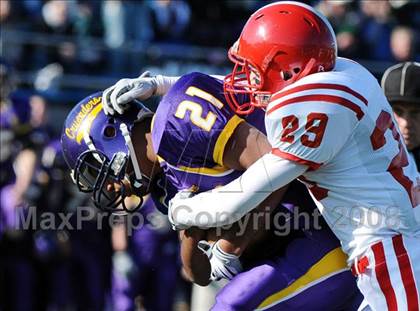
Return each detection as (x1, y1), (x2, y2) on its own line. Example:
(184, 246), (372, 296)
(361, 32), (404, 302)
(160, 2), (419, 311)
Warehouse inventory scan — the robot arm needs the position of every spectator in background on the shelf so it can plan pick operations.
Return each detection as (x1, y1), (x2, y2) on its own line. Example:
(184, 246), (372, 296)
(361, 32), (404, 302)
(316, 0), (362, 58)
(390, 26), (418, 62)
(21, 0), (43, 20)
(29, 95), (48, 129)
(0, 0), (27, 67)
(359, 0), (394, 61)
(146, 0), (191, 43)
(38, 0), (102, 74)
(38, 0), (79, 72)
(101, 0), (153, 74)
(27, 95), (52, 153)
(101, 0), (191, 74)
(41, 0), (73, 33)
(381, 62), (420, 168)
(0, 0), (11, 24)
(389, 0), (420, 30)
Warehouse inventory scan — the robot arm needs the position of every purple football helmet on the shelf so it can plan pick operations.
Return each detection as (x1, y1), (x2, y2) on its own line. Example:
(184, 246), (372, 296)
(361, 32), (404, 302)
(61, 92), (153, 213)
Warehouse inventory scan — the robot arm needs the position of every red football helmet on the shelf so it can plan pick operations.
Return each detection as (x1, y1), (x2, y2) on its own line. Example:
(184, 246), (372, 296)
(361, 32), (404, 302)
(224, 1), (337, 115)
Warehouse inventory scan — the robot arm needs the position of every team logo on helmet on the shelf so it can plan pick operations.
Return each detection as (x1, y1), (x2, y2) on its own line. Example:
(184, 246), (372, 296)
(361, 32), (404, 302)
(64, 96), (102, 143)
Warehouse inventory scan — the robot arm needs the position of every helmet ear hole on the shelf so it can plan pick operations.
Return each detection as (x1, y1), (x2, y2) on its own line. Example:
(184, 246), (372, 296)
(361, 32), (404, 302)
(281, 71), (293, 81)
(104, 125), (116, 138)
(293, 67), (301, 74)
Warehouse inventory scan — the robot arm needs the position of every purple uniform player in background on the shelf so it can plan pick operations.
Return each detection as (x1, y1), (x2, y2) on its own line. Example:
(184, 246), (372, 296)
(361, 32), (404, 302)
(149, 72), (362, 310)
(0, 91), (112, 310)
(111, 197), (181, 311)
(0, 62), (36, 310)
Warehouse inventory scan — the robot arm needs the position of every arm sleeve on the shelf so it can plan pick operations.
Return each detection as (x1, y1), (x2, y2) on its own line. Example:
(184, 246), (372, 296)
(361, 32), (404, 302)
(155, 75), (180, 96)
(169, 152), (308, 228)
(154, 74), (225, 96)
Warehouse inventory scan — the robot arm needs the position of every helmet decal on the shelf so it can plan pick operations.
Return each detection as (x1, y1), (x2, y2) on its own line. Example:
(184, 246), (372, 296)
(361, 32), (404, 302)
(64, 96), (102, 143)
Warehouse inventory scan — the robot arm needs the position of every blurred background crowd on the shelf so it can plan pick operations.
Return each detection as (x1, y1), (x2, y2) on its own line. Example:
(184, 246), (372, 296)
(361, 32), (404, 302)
(1, 0), (419, 102)
(0, 0), (419, 310)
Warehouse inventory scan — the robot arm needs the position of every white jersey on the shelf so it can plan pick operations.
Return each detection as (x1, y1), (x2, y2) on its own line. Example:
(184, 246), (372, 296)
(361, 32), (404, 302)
(265, 57), (420, 261)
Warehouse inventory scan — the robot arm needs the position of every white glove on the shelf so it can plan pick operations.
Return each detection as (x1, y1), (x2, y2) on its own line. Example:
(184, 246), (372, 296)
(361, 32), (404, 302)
(112, 250), (136, 278)
(103, 71), (154, 115)
(102, 72), (179, 115)
(197, 240), (243, 281)
(168, 190), (194, 230)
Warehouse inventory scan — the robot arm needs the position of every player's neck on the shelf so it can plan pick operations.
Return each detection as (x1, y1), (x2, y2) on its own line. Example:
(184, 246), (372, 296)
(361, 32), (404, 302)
(131, 121), (162, 180)
(145, 131), (161, 177)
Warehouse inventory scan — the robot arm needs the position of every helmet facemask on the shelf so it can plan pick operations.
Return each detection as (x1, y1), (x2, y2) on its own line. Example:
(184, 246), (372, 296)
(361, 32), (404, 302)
(73, 149), (145, 214)
(224, 48), (272, 115)
(62, 92), (155, 214)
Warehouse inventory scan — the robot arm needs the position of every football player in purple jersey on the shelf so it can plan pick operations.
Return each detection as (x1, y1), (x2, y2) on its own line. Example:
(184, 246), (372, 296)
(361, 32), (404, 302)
(61, 73), (362, 310)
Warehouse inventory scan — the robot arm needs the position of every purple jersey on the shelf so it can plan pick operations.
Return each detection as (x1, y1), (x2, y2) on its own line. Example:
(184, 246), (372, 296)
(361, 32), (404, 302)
(151, 73), (265, 213)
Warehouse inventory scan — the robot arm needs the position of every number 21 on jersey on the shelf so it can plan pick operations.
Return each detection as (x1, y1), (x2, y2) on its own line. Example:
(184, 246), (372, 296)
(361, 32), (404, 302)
(174, 86), (224, 131)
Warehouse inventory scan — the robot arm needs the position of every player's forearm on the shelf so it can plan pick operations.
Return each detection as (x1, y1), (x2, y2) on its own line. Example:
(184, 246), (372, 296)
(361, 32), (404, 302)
(170, 153), (307, 228)
(179, 228), (211, 286)
(217, 223), (264, 256)
(216, 186), (288, 256)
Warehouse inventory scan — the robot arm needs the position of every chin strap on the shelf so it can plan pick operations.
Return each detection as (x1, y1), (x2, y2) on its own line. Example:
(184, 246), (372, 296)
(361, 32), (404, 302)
(120, 123), (143, 189)
(84, 133), (104, 164)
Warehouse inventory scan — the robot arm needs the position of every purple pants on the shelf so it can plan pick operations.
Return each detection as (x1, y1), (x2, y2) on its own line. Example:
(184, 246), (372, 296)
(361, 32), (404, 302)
(213, 227), (363, 311)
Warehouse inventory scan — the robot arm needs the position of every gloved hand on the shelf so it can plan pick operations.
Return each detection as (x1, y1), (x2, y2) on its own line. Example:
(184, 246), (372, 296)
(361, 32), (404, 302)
(102, 72), (179, 115)
(197, 240), (243, 281)
(103, 71), (155, 115)
(112, 250), (136, 278)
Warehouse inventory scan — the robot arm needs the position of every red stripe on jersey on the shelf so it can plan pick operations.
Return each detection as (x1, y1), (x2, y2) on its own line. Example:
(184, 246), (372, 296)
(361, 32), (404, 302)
(299, 176), (329, 200)
(271, 83), (368, 106)
(271, 148), (322, 170)
(267, 94), (365, 120)
(389, 168), (415, 208)
(371, 242), (398, 311)
(370, 110), (416, 207)
(392, 235), (419, 311)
